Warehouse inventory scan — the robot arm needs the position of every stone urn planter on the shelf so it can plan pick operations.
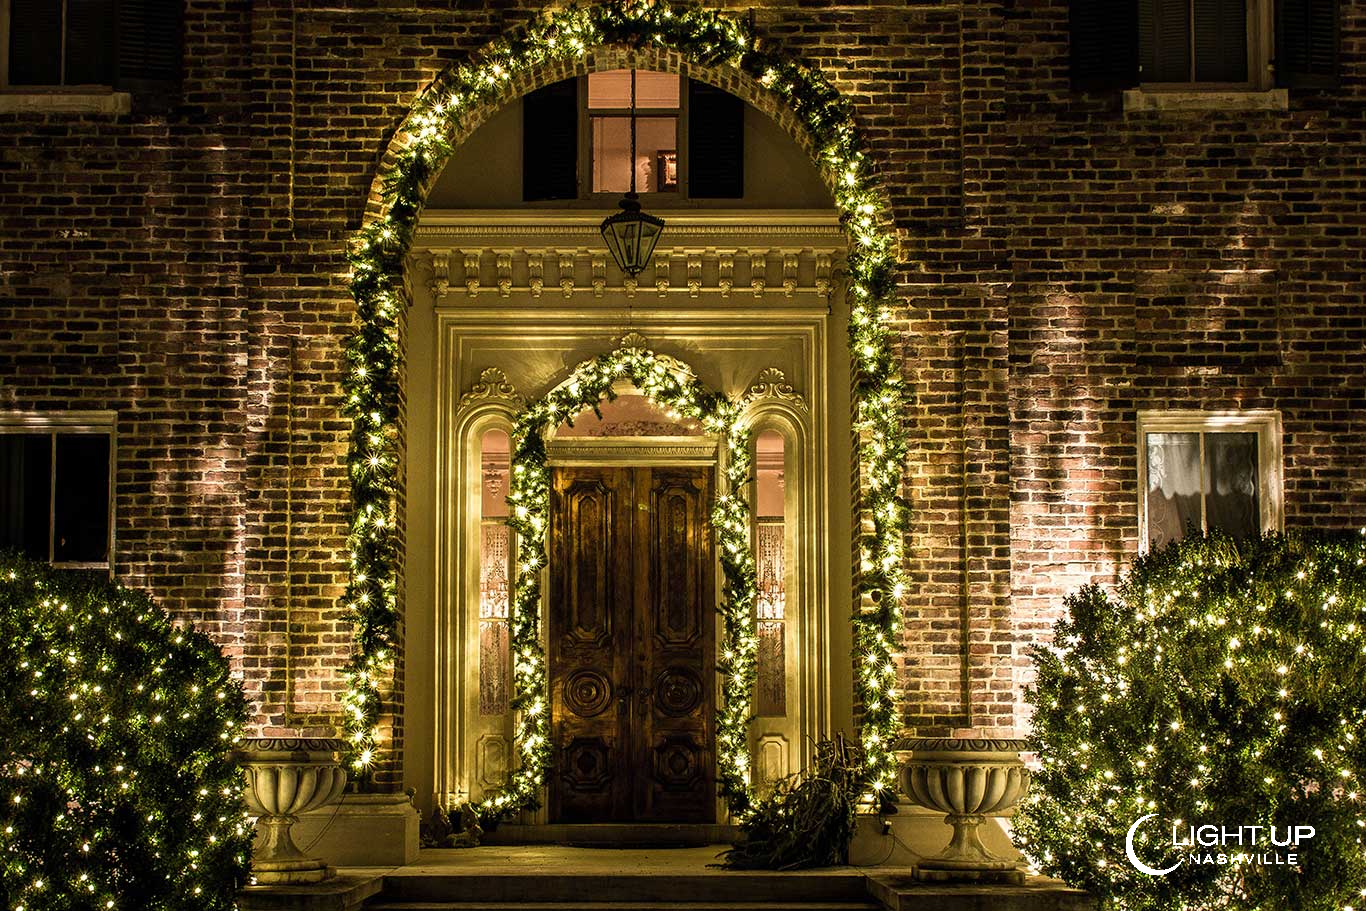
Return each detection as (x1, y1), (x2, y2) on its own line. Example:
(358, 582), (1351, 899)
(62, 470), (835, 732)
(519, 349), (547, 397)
(900, 737), (1030, 884)
(233, 737), (348, 884)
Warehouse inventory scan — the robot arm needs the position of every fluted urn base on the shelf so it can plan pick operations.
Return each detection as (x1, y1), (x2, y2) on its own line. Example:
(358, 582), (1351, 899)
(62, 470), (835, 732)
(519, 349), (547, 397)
(900, 737), (1030, 885)
(233, 737), (349, 885)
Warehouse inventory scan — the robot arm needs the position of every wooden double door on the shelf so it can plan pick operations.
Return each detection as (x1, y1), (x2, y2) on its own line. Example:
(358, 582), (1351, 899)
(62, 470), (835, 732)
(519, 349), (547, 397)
(548, 466), (717, 823)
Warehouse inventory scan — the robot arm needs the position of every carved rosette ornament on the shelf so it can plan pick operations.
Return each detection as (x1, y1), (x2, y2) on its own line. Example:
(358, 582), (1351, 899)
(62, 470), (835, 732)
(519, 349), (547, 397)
(232, 737), (348, 884)
(900, 737), (1031, 884)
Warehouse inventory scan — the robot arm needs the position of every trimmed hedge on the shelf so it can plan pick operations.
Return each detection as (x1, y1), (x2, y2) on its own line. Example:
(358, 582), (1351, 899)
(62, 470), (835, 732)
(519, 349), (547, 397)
(1014, 532), (1366, 911)
(0, 554), (250, 911)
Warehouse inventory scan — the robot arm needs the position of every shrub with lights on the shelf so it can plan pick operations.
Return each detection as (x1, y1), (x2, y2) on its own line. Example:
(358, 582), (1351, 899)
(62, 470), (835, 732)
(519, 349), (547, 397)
(0, 554), (250, 911)
(342, 0), (908, 811)
(1014, 532), (1366, 911)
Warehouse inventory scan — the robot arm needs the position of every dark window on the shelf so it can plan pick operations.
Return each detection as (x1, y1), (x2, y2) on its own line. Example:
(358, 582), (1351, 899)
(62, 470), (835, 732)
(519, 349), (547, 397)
(523, 78), (580, 202)
(6, 0), (182, 93)
(1071, 0), (1338, 90)
(1140, 0), (1249, 83)
(0, 429), (112, 567)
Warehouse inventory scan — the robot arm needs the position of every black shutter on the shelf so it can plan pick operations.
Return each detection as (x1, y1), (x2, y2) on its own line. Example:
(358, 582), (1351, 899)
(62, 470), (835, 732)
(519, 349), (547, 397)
(1194, 0), (1249, 82)
(1277, 0), (1338, 88)
(8, 0), (63, 85)
(65, 0), (117, 86)
(1142, 0), (1194, 82)
(115, 0), (183, 95)
(523, 78), (579, 202)
(1070, 0), (1140, 90)
(687, 80), (744, 199)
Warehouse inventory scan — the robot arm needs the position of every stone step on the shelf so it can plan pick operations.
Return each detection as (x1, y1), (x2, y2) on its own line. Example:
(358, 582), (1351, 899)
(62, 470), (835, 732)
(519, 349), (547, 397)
(367, 904), (880, 911)
(373, 871), (869, 905)
(483, 823), (741, 847)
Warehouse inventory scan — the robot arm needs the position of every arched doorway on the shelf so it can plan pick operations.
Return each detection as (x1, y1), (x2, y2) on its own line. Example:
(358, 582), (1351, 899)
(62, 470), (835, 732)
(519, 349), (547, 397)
(343, 4), (910, 824)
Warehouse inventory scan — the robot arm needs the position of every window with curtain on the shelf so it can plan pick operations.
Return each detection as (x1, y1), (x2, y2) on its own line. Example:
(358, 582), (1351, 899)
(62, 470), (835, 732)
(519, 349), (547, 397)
(1139, 412), (1282, 552)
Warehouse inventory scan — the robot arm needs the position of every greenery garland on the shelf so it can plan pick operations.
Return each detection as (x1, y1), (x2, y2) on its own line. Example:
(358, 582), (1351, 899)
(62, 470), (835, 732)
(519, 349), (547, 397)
(1014, 532), (1366, 911)
(471, 343), (757, 820)
(0, 553), (250, 910)
(342, 0), (909, 805)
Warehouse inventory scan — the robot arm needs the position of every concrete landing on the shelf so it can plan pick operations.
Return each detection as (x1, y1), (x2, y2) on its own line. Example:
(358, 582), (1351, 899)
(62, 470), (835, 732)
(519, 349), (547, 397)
(484, 823), (741, 847)
(867, 874), (1096, 911)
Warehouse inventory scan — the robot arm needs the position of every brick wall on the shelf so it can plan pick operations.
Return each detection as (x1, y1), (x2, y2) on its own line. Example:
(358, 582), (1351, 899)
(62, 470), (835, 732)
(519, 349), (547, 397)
(2, 0), (1363, 788)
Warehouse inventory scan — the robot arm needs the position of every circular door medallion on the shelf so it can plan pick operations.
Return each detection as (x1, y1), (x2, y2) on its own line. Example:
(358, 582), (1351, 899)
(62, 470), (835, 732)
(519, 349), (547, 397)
(563, 669), (612, 717)
(654, 667), (703, 717)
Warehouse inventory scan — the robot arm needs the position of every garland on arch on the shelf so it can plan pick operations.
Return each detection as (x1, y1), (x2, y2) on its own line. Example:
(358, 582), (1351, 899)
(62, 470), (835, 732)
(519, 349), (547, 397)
(473, 343), (758, 821)
(340, 0), (909, 804)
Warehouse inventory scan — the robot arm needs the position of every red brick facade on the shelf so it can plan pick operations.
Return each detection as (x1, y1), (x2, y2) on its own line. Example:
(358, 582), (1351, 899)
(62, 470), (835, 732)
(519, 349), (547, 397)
(2, 0), (1363, 789)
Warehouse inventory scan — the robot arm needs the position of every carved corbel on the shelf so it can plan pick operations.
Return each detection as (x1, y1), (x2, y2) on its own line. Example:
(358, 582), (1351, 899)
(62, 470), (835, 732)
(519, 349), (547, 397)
(783, 253), (799, 298)
(718, 250), (735, 298)
(815, 252), (833, 298)
(687, 251), (703, 298)
(591, 255), (607, 298)
(463, 251), (481, 297)
(428, 249), (450, 301)
(495, 250), (513, 298)
(558, 250), (576, 298)
(751, 251), (768, 297)
(527, 250), (544, 298)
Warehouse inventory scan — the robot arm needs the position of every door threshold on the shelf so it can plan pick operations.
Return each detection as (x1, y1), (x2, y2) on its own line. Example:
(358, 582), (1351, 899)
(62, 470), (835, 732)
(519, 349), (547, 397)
(483, 822), (740, 847)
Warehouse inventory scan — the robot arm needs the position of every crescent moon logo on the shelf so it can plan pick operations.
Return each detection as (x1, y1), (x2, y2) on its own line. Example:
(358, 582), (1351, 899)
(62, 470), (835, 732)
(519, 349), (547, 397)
(1126, 814), (1183, 876)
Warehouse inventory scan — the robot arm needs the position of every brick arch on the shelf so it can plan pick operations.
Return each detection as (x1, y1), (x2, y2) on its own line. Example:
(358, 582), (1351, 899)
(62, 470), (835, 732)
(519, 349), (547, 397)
(343, 2), (910, 796)
(365, 42), (854, 225)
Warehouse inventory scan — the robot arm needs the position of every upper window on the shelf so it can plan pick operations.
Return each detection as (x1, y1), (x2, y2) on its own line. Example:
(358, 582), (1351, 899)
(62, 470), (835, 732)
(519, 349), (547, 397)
(523, 70), (744, 202)
(1, 0), (183, 94)
(1140, 0), (1249, 84)
(588, 69), (679, 195)
(0, 412), (116, 570)
(1137, 410), (1282, 552)
(1069, 0), (1338, 91)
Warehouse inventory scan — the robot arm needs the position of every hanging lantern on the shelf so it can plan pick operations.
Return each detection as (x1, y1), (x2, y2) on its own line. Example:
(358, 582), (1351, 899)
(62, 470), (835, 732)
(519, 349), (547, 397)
(599, 70), (665, 276)
(600, 193), (665, 276)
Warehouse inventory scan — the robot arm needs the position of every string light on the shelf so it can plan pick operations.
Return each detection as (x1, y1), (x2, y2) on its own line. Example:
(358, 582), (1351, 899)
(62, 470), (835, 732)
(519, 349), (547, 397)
(0, 556), (250, 908)
(341, 0), (908, 812)
(1014, 532), (1366, 910)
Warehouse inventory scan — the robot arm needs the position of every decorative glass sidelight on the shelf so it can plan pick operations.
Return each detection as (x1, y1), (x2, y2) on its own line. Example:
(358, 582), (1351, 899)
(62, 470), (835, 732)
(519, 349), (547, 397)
(479, 430), (511, 717)
(755, 430), (786, 718)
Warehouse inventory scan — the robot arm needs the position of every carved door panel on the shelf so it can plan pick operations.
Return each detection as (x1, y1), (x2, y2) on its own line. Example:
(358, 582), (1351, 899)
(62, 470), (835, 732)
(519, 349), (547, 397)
(549, 468), (634, 822)
(549, 465), (716, 823)
(633, 467), (715, 822)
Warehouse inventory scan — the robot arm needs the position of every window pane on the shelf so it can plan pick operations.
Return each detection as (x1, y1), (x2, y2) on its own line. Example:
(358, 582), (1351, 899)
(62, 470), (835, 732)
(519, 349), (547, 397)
(0, 434), (52, 560)
(64, 0), (116, 85)
(54, 433), (110, 564)
(1147, 431), (1202, 548)
(1193, 0), (1248, 82)
(587, 69), (678, 109)
(9, 0), (64, 85)
(591, 115), (677, 194)
(1205, 432), (1259, 541)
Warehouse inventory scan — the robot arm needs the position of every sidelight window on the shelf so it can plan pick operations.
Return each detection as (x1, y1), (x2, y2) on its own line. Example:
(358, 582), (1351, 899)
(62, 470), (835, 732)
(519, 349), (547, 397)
(754, 430), (786, 718)
(478, 428), (511, 716)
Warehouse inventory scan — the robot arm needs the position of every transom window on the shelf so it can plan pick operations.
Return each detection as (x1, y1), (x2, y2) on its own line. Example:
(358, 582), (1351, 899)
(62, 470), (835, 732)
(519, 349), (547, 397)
(1138, 410), (1282, 552)
(0, 412), (116, 570)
